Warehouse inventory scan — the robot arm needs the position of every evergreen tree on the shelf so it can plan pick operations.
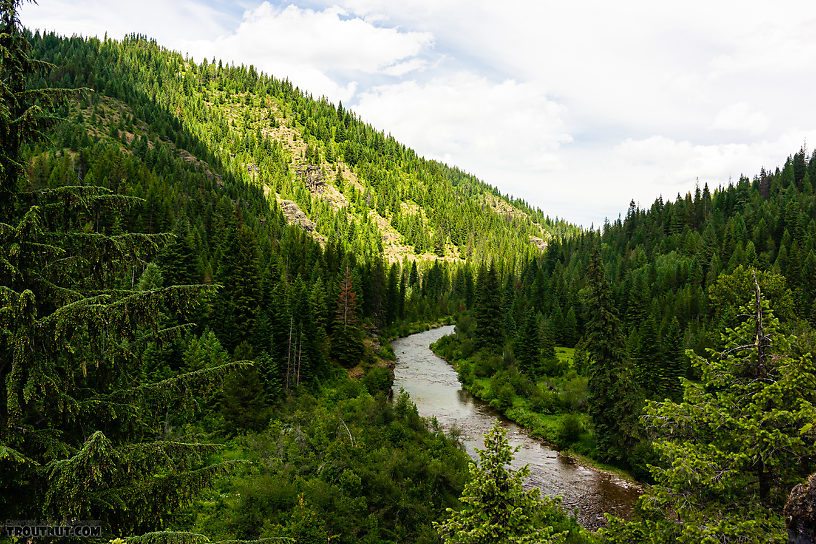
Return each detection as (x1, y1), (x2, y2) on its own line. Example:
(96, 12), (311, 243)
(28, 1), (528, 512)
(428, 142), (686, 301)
(474, 263), (503, 351)
(220, 342), (270, 433)
(331, 266), (363, 368)
(514, 308), (540, 377)
(633, 316), (660, 398)
(385, 262), (400, 324)
(0, 4), (243, 535)
(583, 247), (640, 463)
(214, 221), (262, 351)
(434, 422), (567, 544)
(159, 218), (199, 286)
(563, 306), (578, 347)
(660, 317), (684, 402)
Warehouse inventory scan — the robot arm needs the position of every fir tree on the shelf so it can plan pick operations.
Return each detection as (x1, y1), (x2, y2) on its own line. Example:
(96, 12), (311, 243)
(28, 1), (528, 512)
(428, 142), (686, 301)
(514, 308), (540, 377)
(0, 5), (244, 535)
(474, 263), (503, 351)
(583, 246), (640, 463)
(434, 421), (567, 544)
(331, 266), (363, 368)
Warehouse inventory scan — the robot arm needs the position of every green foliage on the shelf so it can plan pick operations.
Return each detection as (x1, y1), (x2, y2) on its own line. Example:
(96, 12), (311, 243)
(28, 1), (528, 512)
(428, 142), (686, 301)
(556, 413), (584, 448)
(474, 263), (503, 351)
(362, 365), (392, 396)
(331, 266), (364, 368)
(0, 5), (244, 536)
(515, 308), (541, 377)
(193, 387), (470, 544)
(583, 247), (641, 464)
(603, 280), (816, 543)
(434, 421), (568, 544)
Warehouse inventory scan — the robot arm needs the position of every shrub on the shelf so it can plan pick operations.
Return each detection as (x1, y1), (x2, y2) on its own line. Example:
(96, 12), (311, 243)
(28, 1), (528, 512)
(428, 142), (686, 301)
(363, 366), (393, 396)
(557, 413), (583, 447)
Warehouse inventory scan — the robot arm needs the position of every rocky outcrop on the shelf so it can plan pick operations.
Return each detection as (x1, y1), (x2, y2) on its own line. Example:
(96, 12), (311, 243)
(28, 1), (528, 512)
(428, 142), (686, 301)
(279, 200), (316, 232)
(786, 473), (816, 544)
(296, 163), (326, 193)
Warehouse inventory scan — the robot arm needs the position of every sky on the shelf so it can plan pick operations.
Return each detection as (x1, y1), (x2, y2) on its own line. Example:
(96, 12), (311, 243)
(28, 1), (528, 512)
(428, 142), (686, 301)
(22, 1), (816, 227)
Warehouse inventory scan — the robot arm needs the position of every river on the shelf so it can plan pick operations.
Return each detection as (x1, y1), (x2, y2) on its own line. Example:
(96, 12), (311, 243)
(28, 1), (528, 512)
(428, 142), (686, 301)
(391, 325), (640, 530)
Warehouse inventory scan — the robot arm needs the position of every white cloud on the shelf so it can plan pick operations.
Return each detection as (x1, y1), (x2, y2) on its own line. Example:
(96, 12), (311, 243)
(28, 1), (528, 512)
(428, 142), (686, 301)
(354, 73), (571, 183)
(188, 3), (432, 73)
(176, 3), (433, 102)
(22, 0), (228, 42)
(710, 102), (768, 136)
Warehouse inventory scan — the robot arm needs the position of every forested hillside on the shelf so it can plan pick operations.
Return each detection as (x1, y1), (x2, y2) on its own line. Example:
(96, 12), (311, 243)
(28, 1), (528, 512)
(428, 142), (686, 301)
(30, 31), (576, 264)
(0, 12), (586, 544)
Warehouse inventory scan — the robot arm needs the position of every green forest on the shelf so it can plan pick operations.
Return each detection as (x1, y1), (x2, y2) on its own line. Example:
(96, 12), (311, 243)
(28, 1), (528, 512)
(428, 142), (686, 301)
(1, 1), (815, 542)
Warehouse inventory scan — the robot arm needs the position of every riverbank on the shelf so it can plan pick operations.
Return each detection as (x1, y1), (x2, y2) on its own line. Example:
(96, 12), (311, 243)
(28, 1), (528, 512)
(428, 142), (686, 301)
(429, 337), (641, 486)
(392, 326), (641, 530)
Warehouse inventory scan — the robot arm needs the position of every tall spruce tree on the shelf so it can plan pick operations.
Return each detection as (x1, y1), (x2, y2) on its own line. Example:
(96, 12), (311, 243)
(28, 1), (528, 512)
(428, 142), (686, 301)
(434, 422), (567, 544)
(583, 246), (640, 463)
(331, 266), (363, 368)
(0, 3), (244, 536)
(514, 308), (540, 377)
(474, 263), (503, 351)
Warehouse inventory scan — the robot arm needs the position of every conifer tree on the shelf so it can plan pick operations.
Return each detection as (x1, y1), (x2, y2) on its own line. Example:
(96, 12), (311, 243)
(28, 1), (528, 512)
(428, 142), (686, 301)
(514, 308), (540, 377)
(159, 218), (199, 286)
(474, 263), (503, 351)
(0, 4), (245, 535)
(583, 246), (640, 463)
(563, 306), (578, 347)
(660, 316), (684, 402)
(434, 421), (567, 544)
(331, 266), (363, 368)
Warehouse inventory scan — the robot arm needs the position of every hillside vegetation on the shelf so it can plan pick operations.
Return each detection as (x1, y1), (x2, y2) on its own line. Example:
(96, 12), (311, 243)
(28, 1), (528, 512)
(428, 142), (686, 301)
(32, 31), (578, 264)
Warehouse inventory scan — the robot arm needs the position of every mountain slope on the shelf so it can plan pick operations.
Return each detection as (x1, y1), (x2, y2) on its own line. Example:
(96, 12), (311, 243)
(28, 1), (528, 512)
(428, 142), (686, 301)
(31, 31), (579, 264)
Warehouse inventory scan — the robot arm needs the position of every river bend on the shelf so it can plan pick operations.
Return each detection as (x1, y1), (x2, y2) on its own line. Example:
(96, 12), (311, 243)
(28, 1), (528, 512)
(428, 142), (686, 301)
(391, 325), (640, 530)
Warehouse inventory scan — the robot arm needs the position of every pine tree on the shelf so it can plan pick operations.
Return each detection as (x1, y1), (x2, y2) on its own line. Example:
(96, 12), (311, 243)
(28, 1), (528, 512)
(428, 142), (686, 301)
(474, 263), (503, 351)
(213, 221), (261, 351)
(331, 266), (363, 368)
(159, 218), (199, 286)
(660, 317), (684, 402)
(633, 316), (660, 398)
(563, 306), (578, 347)
(434, 421), (567, 544)
(220, 342), (269, 433)
(583, 246), (640, 463)
(514, 308), (540, 377)
(385, 262), (400, 324)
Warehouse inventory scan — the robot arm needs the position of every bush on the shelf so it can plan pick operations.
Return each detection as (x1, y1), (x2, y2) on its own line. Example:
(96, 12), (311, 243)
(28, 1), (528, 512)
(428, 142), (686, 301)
(487, 372), (516, 410)
(456, 360), (474, 386)
(377, 343), (395, 360)
(473, 352), (502, 378)
(363, 366), (393, 396)
(529, 387), (558, 414)
(558, 373), (588, 412)
(557, 413), (583, 447)
(540, 355), (565, 377)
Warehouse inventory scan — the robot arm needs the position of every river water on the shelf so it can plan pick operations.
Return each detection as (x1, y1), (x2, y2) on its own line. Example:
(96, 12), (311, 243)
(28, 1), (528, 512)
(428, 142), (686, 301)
(391, 325), (640, 530)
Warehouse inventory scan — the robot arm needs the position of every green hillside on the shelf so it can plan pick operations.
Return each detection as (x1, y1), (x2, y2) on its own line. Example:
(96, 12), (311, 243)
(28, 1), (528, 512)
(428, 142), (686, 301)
(31, 32), (577, 265)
